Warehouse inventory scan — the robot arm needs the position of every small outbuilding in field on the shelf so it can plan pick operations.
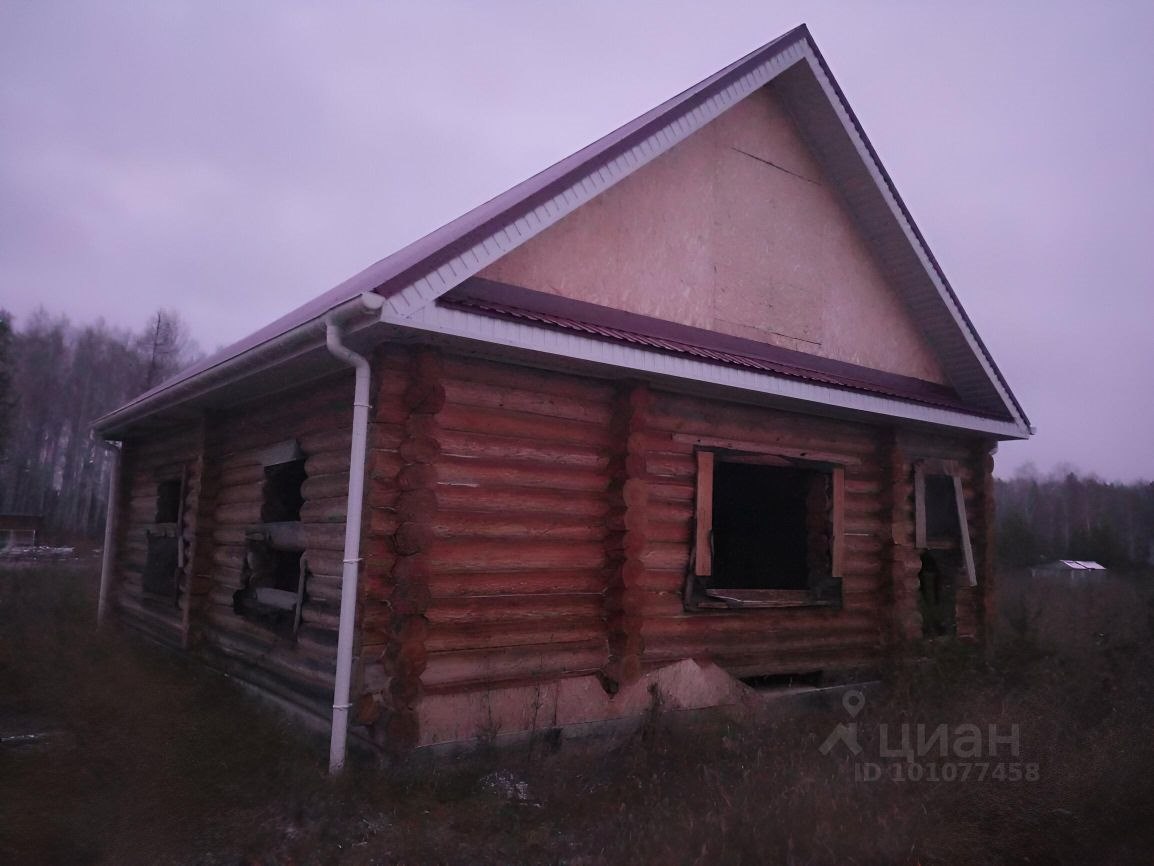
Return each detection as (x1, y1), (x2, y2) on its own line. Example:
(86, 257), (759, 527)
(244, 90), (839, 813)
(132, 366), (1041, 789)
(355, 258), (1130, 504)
(1030, 560), (1108, 579)
(0, 514), (42, 550)
(93, 25), (1032, 769)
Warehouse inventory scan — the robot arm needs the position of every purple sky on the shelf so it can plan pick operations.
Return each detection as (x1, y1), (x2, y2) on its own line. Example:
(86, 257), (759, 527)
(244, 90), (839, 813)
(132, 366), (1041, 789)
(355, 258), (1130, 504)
(3, 3), (1152, 481)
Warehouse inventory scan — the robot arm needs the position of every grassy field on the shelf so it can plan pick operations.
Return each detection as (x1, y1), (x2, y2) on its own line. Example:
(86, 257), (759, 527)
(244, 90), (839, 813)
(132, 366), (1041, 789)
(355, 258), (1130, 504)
(3, 562), (1154, 865)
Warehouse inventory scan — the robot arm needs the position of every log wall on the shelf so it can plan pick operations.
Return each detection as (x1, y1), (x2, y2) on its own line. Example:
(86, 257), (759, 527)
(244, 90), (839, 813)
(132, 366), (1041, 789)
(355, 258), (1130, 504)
(111, 345), (996, 747)
(194, 372), (358, 710)
(634, 390), (890, 678)
(358, 351), (617, 747)
(114, 424), (203, 648)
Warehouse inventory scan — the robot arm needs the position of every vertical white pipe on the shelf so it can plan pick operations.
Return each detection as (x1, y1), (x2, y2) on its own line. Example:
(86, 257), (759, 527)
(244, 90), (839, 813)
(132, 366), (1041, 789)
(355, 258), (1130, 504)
(97, 441), (122, 627)
(324, 318), (373, 774)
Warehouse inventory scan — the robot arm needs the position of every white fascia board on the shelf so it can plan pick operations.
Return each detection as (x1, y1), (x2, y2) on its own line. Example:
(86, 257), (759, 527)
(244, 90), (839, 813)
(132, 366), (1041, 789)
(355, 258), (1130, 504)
(797, 45), (1028, 432)
(382, 304), (1030, 440)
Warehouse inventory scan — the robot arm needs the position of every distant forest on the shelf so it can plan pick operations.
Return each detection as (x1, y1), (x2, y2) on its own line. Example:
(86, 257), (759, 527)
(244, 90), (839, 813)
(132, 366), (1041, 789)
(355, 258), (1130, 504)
(0, 308), (200, 539)
(996, 469), (1154, 570)
(0, 308), (1152, 565)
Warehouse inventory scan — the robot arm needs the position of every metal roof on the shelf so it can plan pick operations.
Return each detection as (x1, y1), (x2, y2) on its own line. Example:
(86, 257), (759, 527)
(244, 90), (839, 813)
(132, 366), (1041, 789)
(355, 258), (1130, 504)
(442, 279), (1005, 418)
(94, 24), (1031, 439)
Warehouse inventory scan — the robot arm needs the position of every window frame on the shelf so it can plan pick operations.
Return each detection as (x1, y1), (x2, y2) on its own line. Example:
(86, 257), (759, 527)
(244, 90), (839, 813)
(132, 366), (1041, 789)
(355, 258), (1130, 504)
(913, 458), (976, 587)
(143, 466), (187, 599)
(681, 435), (847, 611)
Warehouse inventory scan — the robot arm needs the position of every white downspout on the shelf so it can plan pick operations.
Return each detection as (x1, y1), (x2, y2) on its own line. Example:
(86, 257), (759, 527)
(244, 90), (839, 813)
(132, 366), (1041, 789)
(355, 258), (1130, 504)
(324, 293), (383, 774)
(97, 440), (123, 627)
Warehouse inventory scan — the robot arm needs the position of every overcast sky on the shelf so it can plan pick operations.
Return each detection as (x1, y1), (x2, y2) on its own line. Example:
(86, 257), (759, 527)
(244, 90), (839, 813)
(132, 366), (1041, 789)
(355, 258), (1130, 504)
(2, 2), (1152, 481)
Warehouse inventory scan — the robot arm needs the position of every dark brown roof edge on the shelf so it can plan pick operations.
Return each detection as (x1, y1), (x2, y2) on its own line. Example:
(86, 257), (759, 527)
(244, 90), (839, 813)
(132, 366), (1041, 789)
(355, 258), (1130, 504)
(443, 279), (1012, 421)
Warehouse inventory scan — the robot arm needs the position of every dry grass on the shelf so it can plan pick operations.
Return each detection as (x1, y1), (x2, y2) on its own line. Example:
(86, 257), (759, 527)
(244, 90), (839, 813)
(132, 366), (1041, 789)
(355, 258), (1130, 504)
(3, 562), (1154, 865)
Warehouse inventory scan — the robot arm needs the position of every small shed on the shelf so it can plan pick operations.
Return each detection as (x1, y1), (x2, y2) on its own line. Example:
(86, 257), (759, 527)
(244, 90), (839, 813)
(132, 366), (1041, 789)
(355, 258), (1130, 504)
(0, 514), (42, 550)
(1030, 560), (1108, 579)
(92, 25), (1032, 767)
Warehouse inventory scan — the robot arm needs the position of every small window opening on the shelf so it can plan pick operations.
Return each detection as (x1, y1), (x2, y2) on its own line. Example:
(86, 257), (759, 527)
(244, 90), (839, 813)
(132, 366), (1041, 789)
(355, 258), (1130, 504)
(155, 478), (181, 524)
(143, 530), (179, 597)
(233, 534), (307, 636)
(914, 461), (976, 589)
(688, 450), (844, 609)
(262, 459), (306, 523)
(924, 475), (960, 542)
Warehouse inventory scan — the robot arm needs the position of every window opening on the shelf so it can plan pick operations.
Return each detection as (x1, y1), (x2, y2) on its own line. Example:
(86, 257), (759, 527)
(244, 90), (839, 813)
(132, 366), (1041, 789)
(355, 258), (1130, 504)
(155, 478), (182, 524)
(234, 447), (309, 634)
(262, 458), (306, 523)
(688, 448), (844, 609)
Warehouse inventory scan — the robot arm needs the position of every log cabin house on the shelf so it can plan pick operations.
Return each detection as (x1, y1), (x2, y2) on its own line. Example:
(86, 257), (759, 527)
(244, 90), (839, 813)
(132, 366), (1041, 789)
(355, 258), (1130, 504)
(93, 25), (1032, 768)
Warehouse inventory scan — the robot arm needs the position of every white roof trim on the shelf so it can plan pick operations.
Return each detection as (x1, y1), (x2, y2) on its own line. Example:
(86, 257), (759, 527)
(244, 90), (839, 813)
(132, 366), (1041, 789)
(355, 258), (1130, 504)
(795, 45), (1029, 432)
(382, 303), (1030, 439)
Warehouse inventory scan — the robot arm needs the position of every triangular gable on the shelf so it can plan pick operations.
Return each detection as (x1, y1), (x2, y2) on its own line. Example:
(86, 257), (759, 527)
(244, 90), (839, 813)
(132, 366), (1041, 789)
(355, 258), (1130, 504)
(476, 85), (949, 387)
(95, 25), (1030, 439)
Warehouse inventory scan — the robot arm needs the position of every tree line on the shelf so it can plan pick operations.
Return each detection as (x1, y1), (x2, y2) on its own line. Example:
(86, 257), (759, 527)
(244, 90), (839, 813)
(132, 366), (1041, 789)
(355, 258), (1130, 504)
(996, 467), (1154, 570)
(0, 308), (200, 541)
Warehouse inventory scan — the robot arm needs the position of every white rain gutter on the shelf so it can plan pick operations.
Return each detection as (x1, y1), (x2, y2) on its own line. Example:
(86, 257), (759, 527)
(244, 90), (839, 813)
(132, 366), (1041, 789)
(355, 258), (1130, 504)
(324, 293), (384, 774)
(97, 440), (122, 627)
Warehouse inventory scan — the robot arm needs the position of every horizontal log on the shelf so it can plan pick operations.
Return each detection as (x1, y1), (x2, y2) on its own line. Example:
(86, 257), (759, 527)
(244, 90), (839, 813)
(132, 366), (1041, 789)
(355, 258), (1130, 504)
(434, 485), (608, 518)
(647, 520), (691, 544)
(305, 450), (352, 476)
(300, 602), (341, 630)
(428, 569), (608, 597)
(643, 452), (695, 480)
(212, 545), (247, 570)
(641, 628), (882, 662)
(215, 462), (266, 489)
(441, 355), (616, 403)
(438, 428), (608, 469)
(437, 402), (613, 448)
(207, 564), (245, 590)
(436, 455), (606, 493)
(425, 621), (607, 653)
(299, 497), (348, 525)
(301, 473), (349, 502)
(640, 607), (878, 639)
(648, 481), (694, 503)
(442, 378), (612, 425)
(214, 483), (264, 507)
(432, 511), (604, 542)
(641, 543), (688, 572)
(428, 539), (605, 572)
(215, 500), (263, 526)
(302, 523), (347, 552)
(426, 593), (605, 625)
(299, 427), (352, 456)
(420, 639), (609, 689)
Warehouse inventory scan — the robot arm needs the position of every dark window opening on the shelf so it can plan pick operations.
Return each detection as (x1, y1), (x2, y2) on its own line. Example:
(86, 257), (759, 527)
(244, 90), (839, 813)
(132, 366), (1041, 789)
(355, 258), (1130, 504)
(262, 459), (306, 523)
(924, 475), (960, 542)
(918, 550), (957, 637)
(142, 530), (179, 597)
(155, 478), (181, 524)
(713, 462), (813, 590)
(914, 461), (976, 589)
(688, 450), (844, 610)
(233, 534), (307, 636)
